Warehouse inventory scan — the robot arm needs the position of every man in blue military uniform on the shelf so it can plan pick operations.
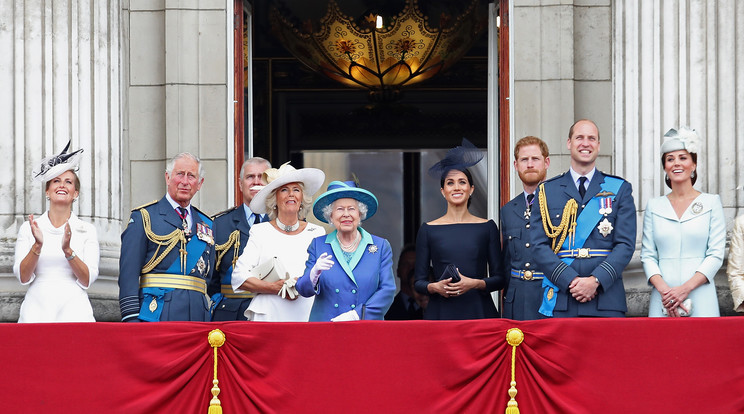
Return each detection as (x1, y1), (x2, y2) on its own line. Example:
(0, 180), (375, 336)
(211, 157), (271, 321)
(501, 136), (551, 320)
(118, 152), (216, 322)
(531, 120), (636, 317)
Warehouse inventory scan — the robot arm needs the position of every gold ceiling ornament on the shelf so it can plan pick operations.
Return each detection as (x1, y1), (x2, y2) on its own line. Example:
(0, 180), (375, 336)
(270, 0), (488, 102)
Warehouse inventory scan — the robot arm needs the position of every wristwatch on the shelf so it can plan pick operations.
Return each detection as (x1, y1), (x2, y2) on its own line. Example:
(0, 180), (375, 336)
(65, 251), (77, 261)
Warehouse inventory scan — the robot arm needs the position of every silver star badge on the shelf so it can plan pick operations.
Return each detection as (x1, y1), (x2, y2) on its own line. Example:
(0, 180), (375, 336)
(597, 218), (613, 237)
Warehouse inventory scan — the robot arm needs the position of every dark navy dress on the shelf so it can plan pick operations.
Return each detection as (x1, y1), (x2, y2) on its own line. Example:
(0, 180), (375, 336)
(413, 221), (505, 320)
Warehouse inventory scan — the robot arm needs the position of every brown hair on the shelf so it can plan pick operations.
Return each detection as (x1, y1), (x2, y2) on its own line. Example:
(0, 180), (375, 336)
(514, 136), (549, 160)
(662, 151), (698, 189)
(45, 170), (81, 192)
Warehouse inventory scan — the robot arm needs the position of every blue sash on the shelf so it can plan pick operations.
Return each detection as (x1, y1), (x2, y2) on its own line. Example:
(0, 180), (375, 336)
(539, 176), (624, 316)
(144, 210), (212, 321)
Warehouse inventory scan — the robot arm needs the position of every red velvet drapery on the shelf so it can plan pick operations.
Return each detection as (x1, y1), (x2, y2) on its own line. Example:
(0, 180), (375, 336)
(4, 318), (744, 413)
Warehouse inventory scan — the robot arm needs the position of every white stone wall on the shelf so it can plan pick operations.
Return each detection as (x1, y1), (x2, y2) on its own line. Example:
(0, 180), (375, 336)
(124, 0), (232, 216)
(0, 0), (122, 320)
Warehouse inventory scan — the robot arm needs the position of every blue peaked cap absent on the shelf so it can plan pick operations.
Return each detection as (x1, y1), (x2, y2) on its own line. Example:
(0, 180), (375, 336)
(312, 181), (378, 223)
(428, 138), (484, 179)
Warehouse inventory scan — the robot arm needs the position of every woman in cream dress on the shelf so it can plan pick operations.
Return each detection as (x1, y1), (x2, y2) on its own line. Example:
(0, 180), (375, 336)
(641, 127), (725, 317)
(231, 163), (325, 321)
(13, 142), (99, 322)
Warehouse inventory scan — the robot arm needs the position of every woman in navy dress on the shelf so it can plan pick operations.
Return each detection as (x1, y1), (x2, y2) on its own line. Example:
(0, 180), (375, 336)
(413, 140), (505, 320)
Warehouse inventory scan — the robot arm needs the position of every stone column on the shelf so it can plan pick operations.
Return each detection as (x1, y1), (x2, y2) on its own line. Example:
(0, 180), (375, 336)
(0, 0), (122, 321)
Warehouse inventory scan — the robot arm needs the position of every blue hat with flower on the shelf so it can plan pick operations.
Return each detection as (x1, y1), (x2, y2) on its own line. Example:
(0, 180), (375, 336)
(661, 126), (701, 155)
(312, 181), (378, 223)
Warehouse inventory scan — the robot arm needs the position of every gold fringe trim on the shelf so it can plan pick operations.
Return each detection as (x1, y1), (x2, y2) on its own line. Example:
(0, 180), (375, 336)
(538, 183), (579, 253)
(215, 230), (241, 270)
(139, 208), (187, 274)
(207, 329), (226, 414)
(505, 328), (524, 414)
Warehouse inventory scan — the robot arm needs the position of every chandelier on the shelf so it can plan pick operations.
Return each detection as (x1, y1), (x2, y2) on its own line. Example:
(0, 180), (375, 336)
(270, 0), (488, 102)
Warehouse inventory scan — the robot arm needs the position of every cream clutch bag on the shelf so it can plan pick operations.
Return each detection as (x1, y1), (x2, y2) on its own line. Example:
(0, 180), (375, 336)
(247, 257), (289, 283)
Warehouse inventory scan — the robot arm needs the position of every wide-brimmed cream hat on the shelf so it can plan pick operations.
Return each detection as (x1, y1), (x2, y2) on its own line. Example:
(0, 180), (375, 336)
(249, 162), (325, 214)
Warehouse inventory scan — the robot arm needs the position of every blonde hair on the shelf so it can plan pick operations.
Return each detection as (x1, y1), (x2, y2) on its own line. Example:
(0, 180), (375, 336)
(265, 182), (314, 220)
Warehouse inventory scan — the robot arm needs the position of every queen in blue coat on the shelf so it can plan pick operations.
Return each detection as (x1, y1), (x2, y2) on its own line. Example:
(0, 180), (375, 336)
(296, 181), (395, 321)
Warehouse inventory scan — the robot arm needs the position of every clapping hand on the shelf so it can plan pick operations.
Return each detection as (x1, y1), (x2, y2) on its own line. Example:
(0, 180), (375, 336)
(29, 214), (44, 246)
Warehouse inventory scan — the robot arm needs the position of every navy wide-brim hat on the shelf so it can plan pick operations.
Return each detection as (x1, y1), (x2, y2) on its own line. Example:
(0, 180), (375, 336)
(312, 181), (378, 223)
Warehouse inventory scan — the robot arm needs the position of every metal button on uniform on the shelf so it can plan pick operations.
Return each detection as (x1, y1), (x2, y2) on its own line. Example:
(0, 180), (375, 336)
(525, 224), (530, 229)
(352, 289), (357, 294)
(351, 304), (356, 309)
(335, 289), (340, 293)
(334, 304), (339, 308)
(581, 204), (585, 208)
(525, 243), (530, 248)
(525, 262), (531, 268)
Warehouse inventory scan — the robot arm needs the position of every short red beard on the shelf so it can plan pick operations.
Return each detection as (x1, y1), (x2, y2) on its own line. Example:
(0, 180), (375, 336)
(518, 169), (547, 186)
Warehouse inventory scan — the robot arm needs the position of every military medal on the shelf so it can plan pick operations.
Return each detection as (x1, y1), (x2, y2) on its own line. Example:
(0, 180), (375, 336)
(524, 193), (535, 220)
(196, 223), (214, 244)
(599, 197), (613, 216)
(149, 297), (158, 312)
(597, 218), (614, 237)
(691, 201), (703, 215)
(196, 256), (206, 275)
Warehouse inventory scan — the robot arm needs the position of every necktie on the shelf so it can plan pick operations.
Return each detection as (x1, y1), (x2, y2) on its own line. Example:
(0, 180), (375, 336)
(176, 207), (190, 234)
(253, 214), (261, 225)
(526, 193), (535, 211)
(407, 297), (417, 317)
(578, 176), (587, 199)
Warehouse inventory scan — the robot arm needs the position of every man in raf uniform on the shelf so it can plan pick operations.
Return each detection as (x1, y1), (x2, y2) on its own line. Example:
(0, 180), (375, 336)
(118, 152), (216, 322)
(211, 157), (271, 321)
(501, 136), (551, 320)
(531, 120), (636, 317)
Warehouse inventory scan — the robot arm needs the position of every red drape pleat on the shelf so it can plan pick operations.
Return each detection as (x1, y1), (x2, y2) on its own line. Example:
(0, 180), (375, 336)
(3, 318), (744, 413)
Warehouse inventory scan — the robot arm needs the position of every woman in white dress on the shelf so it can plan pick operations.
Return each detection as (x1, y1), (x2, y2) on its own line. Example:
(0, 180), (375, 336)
(13, 141), (100, 322)
(232, 162), (325, 321)
(641, 127), (725, 317)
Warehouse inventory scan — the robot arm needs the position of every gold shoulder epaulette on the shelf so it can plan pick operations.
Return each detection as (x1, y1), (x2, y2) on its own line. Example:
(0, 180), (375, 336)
(133, 200), (158, 211)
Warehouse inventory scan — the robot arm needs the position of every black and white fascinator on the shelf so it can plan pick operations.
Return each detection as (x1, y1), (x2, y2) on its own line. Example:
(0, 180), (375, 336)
(428, 138), (484, 179)
(32, 140), (84, 183)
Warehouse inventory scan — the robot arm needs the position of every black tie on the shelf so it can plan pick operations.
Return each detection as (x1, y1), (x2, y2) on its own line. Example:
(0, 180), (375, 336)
(526, 193), (535, 211)
(578, 176), (587, 199)
(253, 214), (261, 225)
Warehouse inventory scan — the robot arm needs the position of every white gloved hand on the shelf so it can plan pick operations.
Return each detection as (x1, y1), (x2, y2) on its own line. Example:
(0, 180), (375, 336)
(278, 278), (298, 300)
(310, 252), (334, 286)
(330, 309), (360, 322)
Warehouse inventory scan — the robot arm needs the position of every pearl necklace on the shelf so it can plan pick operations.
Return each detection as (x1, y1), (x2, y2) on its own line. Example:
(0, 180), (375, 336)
(337, 231), (360, 252)
(276, 217), (300, 233)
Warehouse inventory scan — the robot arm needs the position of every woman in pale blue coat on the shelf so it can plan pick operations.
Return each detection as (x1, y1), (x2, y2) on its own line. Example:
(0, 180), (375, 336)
(641, 127), (726, 317)
(296, 181), (395, 321)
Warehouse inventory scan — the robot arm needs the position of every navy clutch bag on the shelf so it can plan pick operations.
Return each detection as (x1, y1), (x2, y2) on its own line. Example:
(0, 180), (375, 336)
(439, 263), (461, 283)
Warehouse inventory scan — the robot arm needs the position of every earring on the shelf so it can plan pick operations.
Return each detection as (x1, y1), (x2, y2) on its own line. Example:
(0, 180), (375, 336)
(664, 173), (669, 181)
(691, 170), (696, 179)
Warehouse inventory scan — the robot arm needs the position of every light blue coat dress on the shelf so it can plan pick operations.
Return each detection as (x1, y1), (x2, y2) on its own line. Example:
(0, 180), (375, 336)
(641, 193), (726, 317)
